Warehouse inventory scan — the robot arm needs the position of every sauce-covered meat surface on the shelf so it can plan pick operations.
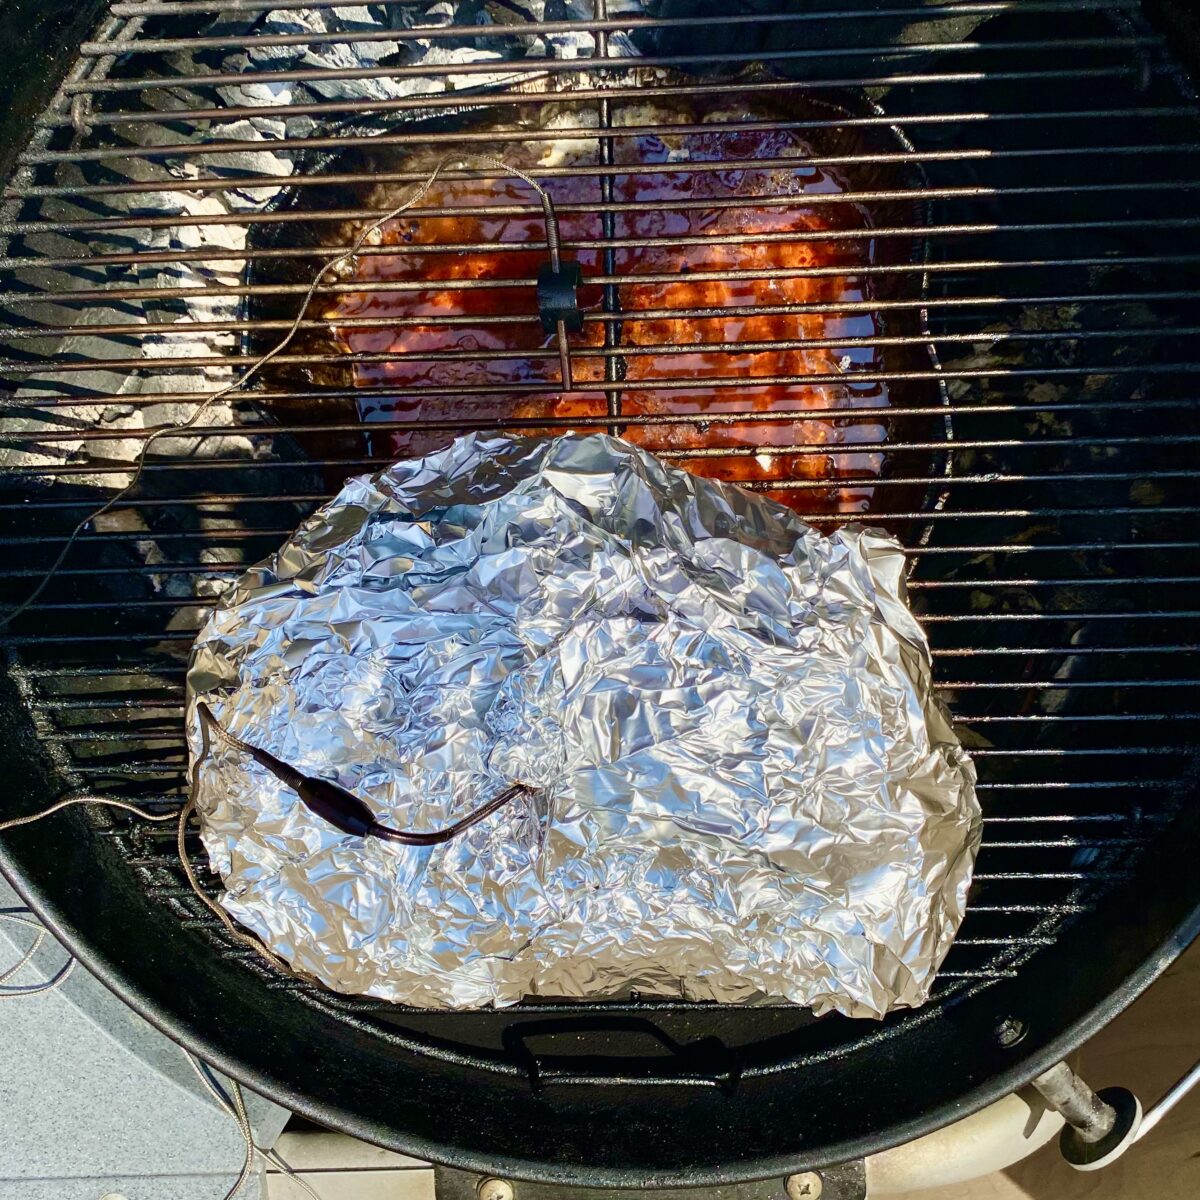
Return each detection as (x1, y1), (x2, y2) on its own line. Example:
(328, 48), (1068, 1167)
(316, 101), (925, 515)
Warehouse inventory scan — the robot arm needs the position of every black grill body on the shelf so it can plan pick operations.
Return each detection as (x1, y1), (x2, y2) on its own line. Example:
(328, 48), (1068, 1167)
(1, 0), (1199, 1185)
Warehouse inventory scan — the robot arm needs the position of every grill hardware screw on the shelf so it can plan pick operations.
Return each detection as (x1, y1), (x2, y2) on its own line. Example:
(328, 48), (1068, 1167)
(995, 1017), (1027, 1048)
(785, 1172), (823, 1200)
(477, 1179), (515, 1200)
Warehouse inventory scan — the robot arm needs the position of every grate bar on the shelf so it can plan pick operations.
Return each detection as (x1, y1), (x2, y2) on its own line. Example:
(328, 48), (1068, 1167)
(34, 102), (1196, 146)
(107, 0), (1140, 17)
(1, 457), (1192, 519)
(20, 689), (1197, 722)
(2, 542), (1196, 570)
(968, 904), (1092, 913)
(16, 143), (1200, 201)
(39, 693), (1193, 723)
(932, 647), (1199, 657)
(18, 68), (1161, 157)
(969, 747), (1190, 756)
(11, 578), (1200, 602)
(46, 760), (1179, 781)
(7, 270), (1196, 308)
(5, 317), (1196, 352)
(24, 721), (1189, 758)
(2, 429), (1193, 466)
(1, 477), (1193, 508)
(986, 816), (1140, 823)
(912, 576), (1200, 590)
(61, 40), (1165, 96)
(2, 396), (1192, 425)
(7, 307), (1200, 362)
(27, 727), (1185, 758)
(923, 612), (1200, 622)
(9, 178), (1198, 234)
(945, 682), (1200, 692)
(8, 628), (1200, 649)
(14, 681), (163, 697)
(976, 781), (1173, 789)
(955, 713), (1200, 722)
(5, 369), (1198, 413)
(13, 329), (1200, 375)
(3, 244), (1196, 282)
(5, 366), (1197, 412)
(88, 3), (1145, 52)
(981, 841), (1144, 851)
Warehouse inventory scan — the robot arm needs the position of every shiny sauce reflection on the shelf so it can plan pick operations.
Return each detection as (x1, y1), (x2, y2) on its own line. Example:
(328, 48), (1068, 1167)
(326, 124), (903, 515)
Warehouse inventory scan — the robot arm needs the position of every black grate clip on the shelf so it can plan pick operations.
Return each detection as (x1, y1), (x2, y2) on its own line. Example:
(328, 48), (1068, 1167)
(537, 259), (584, 335)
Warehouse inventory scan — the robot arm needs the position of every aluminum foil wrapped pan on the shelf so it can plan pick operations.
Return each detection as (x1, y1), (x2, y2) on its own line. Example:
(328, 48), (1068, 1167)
(186, 434), (979, 1017)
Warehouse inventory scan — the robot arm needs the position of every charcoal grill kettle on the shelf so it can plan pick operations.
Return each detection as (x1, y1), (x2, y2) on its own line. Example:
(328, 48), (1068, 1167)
(1, 0), (1199, 1192)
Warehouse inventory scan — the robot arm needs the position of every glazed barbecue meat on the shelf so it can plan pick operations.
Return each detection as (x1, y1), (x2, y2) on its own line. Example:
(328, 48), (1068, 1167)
(326, 157), (608, 462)
(323, 102), (909, 514)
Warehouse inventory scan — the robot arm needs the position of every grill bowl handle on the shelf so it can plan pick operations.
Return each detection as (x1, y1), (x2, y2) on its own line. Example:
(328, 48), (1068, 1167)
(501, 1016), (741, 1094)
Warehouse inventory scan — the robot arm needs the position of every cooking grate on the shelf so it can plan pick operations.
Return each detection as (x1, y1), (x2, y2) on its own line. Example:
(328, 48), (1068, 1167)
(1, 0), (1199, 1049)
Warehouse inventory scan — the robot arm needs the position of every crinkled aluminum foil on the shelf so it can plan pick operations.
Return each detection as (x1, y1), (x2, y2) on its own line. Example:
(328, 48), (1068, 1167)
(186, 434), (979, 1017)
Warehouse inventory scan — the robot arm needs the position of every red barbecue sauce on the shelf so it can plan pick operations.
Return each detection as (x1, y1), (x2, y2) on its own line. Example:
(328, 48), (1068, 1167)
(325, 125), (895, 514)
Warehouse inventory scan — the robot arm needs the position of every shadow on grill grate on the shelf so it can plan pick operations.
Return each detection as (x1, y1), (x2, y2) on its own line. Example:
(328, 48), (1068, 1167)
(1, 0), (1199, 1115)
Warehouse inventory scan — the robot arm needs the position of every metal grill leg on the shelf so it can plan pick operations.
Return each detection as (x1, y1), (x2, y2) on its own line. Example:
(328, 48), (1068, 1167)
(1032, 1061), (1142, 1171)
